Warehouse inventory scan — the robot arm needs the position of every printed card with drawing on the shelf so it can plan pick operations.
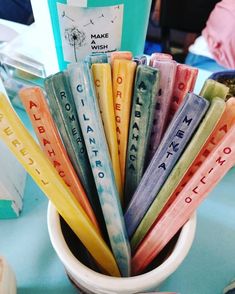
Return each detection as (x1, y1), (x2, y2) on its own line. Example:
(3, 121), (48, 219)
(57, 4), (124, 62)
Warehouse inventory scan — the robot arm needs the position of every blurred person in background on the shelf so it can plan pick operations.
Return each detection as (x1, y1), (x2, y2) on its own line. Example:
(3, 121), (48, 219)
(185, 0), (235, 71)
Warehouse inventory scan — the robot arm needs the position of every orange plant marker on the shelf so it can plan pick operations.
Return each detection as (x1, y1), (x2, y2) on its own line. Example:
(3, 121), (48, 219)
(110, 51), (133, 66)
(19, 87), (100, 233)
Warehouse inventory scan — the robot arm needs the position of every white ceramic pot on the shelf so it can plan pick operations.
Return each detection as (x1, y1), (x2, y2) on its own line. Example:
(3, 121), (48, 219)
(47, 202), (196, 294)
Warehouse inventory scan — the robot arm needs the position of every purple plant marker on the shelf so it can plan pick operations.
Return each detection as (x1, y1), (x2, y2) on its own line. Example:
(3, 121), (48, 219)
(147, 59), (177, 164)
(124, 92), (209, 237)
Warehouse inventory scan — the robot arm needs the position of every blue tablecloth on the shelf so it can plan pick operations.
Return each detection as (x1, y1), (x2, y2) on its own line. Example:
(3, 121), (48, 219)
(1, 69), (235, 294)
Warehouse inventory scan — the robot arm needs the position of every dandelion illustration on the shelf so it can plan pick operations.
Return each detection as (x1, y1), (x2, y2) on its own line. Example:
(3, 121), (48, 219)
(84, 19), (95, 27)
(64, 27), (86, 62)
(62, 11), (74, 22)
(111, 16), (117, 23)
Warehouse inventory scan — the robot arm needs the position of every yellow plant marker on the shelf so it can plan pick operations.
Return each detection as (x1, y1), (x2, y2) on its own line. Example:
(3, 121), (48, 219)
(112, 59), (137, 186)
(0, 92), (120, 277)
(92, 63), (123, 203)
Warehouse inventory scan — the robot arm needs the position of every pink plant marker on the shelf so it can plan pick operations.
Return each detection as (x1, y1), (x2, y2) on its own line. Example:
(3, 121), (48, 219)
(132, 123), (235, 275)
(147, 59), (177, 163)
(149, 52), (173, 66)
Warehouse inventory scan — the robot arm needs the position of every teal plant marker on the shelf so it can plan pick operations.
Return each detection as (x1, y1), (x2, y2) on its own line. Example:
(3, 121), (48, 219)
(147, 59), (177, 163)
(86, 53), (108, 67)
(224, 279), (235, 294)
(131, 97), (226, 250)
(124, 92), (210, 238)
(124, 65), (159, 206)
(133, 55), (147, 65)
(199, 79), (229, 101)
(67, 61), (131, 277)
(44, 72), (106, 234)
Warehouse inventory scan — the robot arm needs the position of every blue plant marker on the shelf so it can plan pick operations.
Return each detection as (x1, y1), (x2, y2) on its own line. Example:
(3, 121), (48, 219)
(133, 55), (147, 66)
(124, 92), (210, 237)
(131, 97), (225, 250)
(44, 72), (107, 237)
(67, 61), (131, 277)
(86, 53), (108, 67)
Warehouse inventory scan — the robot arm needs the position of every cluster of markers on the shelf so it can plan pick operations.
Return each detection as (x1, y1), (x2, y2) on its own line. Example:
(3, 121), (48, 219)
(0, 51), (234, 278)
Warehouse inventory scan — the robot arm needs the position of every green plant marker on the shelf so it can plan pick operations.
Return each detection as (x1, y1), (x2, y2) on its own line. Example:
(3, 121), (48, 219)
(131, 97), (226, 250)
(44, 72), (106, 235)
(124, 65), (159, 206)
(209, 70), (235, 99)
(199, 79), (229, 101)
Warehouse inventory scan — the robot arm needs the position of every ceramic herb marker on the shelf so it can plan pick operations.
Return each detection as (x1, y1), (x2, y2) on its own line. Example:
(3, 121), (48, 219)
(110, 51), (133, 66)
(133, 55), (147, 66)
(169, 97), (235, 201)
(131, 75), (230, 246)
(0, 92), (120, 277)
(112, 59), (137, 187)
(19, 86), (100, 233)
(91, 63), (123, 203)
(131, 123), (235, 275)
(199, 79), (229, 101)
(209, 70), (235, 99)
(124, 92), (210, 238)
(44, 72), (103, 225)
(124, 65), (160, 207)
(131, 97), (225, 250)
(86, 53), (108, 67)
(167, 64), (198, 125)
(68, 61), (131, 277)
(149, 52), (173, 66)
(147, 59), (177, 163)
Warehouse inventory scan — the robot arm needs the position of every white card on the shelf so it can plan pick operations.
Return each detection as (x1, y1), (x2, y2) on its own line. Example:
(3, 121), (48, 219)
(57, 3), (123, 61)
(67, 0), (87, 7)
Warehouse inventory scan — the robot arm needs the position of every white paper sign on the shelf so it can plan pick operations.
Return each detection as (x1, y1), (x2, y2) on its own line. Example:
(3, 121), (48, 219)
(57, 4), (123, 62)
(67, 0), (87, 7)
